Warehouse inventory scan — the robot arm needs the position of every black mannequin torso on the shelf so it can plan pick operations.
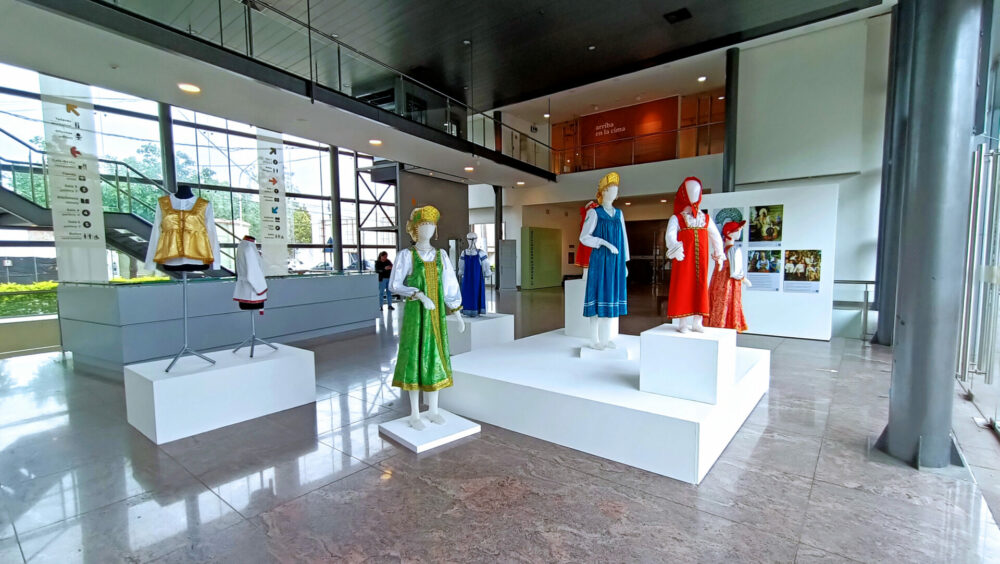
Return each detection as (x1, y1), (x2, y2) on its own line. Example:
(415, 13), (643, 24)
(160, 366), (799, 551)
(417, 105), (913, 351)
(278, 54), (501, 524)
(174, 185), (194, 199)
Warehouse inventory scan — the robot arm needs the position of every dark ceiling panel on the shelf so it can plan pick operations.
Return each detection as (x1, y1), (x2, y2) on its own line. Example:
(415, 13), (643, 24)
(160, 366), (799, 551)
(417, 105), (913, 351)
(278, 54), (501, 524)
(256, 0), (881, 110)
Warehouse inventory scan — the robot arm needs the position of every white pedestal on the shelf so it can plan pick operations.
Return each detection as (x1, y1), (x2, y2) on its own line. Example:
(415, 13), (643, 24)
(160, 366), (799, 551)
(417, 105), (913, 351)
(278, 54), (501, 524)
(564, 278), (619, 339)
(579, 345), (632, 360)
(639, 324), (736, 405)
(447, 313), (515, 355)
(125, 344), (315, 444)
(378, 409), (481, 453)
(443, 330), (769, 484)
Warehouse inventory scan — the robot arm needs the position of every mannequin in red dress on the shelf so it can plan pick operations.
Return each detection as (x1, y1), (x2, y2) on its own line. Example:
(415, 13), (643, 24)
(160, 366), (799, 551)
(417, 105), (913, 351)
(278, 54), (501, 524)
(706, 220), (751, 332)
(665, 177), (724, 333)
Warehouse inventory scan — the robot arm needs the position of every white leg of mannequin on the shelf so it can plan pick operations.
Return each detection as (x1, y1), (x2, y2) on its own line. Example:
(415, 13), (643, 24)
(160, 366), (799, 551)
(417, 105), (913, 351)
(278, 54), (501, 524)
(426, 391), (445, 424)
(407, 390), (425, 430)
(582, 267), (588, 281)
(589, 317), (604, 349)
(693, 316), (705, 333)
(678, 317), (692, 333)
(599, 318), (615, 348)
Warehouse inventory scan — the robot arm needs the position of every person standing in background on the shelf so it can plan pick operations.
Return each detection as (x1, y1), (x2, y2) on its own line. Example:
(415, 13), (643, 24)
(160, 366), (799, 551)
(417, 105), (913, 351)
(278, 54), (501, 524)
(375, 251), (394, 311)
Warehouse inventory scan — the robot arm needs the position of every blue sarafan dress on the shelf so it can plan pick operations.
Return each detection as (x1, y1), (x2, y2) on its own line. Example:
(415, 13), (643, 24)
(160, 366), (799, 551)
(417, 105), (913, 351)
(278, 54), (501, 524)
(583, 206), (628, 318)
(460, 251), (487, 316)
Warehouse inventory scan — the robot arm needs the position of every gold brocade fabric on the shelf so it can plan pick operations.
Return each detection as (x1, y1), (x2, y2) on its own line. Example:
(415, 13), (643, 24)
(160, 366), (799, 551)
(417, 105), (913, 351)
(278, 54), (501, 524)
(152, 196), (214, 264)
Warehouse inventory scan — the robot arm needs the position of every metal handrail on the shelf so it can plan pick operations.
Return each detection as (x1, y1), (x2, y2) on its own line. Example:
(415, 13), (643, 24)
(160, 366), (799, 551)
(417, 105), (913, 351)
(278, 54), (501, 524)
(242, 0), (553, 151)
(834, 279), (876, 341)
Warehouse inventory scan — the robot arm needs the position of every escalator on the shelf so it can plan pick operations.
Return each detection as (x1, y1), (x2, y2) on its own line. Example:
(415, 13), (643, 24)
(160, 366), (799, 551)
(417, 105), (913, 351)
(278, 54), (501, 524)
(0, 129), (235, 278)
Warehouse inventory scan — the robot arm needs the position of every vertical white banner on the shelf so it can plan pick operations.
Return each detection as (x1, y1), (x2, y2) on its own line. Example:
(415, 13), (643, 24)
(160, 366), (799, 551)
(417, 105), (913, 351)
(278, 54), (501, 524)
(39, 75), (108, 282)
(256, 130), (287, 276)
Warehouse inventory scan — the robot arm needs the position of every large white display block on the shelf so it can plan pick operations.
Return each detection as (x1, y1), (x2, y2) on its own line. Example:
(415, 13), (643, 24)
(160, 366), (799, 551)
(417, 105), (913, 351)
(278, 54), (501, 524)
(564, 278), (619, 339)
(447, 313), (515, 355)
(444, 330), (769, 484)
(378, 409), (481, 453)
(639, 324), (736, 404)
(125, 344), (315, 444)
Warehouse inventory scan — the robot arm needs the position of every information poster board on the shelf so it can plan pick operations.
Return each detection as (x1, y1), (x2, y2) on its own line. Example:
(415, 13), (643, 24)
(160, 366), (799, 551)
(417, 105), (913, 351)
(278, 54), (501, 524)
(256, 130), (287, 276)
(39, 75), (108, 282)
(746, 250), (782, 291)
(748, 204), (783, 247)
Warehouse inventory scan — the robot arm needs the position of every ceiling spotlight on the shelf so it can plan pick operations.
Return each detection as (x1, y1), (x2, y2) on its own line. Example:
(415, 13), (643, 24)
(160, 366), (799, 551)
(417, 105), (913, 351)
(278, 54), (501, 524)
(592, 104), (599, 111)
(368, 139), (383, 146)
(464, 166), (474, 172)
(625, 202), (632, 206)
(587, 45), (596, 51)
(463, 39), (471, 45)
(543, 113), (550, 119)
(718, 96), (725, 100)
(177, 83), (201, 94)
(660, 199), (667, 203)
(697, 76), (707, 82)
(428, 172), (434, 176)
(516, 181), (525, 186)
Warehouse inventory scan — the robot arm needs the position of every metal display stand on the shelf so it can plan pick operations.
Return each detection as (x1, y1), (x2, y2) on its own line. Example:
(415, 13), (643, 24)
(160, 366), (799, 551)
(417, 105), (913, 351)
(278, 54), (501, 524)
(165, 271), (216, 372)
(233, 309), (278, 358)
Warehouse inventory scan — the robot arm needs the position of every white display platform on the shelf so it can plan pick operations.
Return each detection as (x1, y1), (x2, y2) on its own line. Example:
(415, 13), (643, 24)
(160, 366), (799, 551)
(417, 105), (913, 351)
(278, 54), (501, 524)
(639, 324), (736, 404)
(579, 345), (632, 360)
(444, 330), (769, 484)
(378, 409), (481, 453)
(125, 344), (315, 444)
(564, 278), (619, 339)
(447, 313), (515, 355)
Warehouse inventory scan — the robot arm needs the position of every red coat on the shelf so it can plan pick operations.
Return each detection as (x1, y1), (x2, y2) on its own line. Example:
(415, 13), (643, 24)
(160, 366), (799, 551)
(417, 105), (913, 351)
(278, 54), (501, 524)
(575, 201), (600, 268)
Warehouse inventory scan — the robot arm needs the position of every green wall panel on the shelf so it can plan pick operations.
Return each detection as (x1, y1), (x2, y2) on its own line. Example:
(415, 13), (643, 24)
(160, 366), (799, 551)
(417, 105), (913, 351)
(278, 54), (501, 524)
(521, 226), (562, 289)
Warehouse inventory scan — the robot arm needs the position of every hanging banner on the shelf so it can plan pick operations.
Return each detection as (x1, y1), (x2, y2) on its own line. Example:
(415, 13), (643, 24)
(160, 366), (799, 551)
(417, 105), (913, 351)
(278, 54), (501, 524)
(256, 130), (287, 276)
(39, 75), (108, 282)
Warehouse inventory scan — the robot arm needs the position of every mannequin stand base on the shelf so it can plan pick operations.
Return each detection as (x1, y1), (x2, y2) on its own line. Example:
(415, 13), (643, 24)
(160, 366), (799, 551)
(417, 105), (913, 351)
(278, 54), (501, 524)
(378, 409), (480, 453)
(579, 345), (632, 360)
(233, 336), (278, 358)
(165, 346), (215, 373)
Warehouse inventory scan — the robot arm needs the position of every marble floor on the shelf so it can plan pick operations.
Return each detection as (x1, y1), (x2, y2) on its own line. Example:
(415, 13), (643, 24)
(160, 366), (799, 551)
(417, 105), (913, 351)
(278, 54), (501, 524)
(0, 288), (999, 562)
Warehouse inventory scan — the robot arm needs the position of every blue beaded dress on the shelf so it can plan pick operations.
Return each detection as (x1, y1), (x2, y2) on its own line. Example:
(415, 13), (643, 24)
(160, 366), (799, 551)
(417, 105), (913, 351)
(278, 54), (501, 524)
(460, 250), (488, 317)
(583, 206), (628, 318)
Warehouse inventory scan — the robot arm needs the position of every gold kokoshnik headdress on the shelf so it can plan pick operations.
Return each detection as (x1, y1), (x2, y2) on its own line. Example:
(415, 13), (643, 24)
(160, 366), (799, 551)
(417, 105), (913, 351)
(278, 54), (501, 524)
(406, 205), (441, 241)
(596, 171), (620, 204)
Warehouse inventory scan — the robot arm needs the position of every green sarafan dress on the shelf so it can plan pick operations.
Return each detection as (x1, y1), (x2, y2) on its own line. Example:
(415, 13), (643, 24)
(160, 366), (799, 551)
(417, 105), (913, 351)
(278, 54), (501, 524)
(392, 247), (462, 391)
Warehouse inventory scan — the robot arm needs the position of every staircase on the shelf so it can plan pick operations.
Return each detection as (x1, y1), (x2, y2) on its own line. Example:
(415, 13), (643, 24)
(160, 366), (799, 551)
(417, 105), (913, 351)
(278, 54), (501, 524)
(0, 128), (234, 277)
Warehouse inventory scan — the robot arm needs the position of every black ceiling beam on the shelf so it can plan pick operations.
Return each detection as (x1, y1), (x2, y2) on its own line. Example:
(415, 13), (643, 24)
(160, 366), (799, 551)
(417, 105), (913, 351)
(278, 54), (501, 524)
(490, 0), (883, 109)
(19, 0), (555, 182)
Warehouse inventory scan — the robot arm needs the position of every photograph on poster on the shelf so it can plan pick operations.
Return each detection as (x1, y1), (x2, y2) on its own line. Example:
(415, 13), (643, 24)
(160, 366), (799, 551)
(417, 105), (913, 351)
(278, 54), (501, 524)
(784, 250), (822, 293)
(749, 205), (783, 246)
(746, 249), (781, 291)
(712, 207), (747, 240)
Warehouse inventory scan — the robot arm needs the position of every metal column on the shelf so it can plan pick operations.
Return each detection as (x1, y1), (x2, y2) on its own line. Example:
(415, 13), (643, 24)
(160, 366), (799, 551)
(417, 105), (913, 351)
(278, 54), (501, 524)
(329, 147), (343, 271)
(158, 102), (177, 193)
(494, 184), (503, 287)
(880, 0), (984, 468)
(874, 5), (915, 346)
(722, 48), (739, 193)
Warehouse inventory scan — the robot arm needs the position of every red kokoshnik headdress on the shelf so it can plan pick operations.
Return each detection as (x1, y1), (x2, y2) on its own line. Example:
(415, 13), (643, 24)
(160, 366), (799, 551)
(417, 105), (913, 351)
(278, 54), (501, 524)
(674, 176), (704, 217)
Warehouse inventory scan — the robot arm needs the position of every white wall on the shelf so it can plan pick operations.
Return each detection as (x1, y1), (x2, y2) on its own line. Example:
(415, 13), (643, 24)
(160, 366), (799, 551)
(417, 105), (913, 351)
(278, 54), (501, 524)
(735, 16), (889, 283)
(736, 20), (867, 184)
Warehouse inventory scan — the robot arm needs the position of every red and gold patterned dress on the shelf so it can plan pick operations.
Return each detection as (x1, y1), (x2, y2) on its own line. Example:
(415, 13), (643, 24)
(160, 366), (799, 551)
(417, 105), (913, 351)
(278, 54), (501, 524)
(707, 244), (748, 332)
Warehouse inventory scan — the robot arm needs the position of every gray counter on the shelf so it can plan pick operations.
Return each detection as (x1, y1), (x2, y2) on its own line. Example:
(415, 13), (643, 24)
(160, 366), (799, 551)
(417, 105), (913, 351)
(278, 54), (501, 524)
(58, 273), (377, 376)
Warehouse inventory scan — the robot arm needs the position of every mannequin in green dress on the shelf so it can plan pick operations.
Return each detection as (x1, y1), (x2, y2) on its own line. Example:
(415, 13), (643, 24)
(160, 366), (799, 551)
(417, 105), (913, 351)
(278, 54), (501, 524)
(388, 206), (466, 430)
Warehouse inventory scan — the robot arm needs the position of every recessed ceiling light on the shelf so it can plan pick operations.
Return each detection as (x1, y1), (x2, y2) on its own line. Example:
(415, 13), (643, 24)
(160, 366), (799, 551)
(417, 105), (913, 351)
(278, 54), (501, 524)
(660, 199), (667, 203)
(516, 181), (525, 186)
(428, 172), (434, 176)
(463, 39), (471, 45)
(588, 45), (596, 51)
(543, 113), (550, 119)
(464, 166), (474, 172)
(177, 83), (201, 93)
(368, 139), (382, 146)
(592, 104), (599, 111)
(625, 202), (632, 206)
(697, 76), (707, 82)
(718, 96), (725, 100)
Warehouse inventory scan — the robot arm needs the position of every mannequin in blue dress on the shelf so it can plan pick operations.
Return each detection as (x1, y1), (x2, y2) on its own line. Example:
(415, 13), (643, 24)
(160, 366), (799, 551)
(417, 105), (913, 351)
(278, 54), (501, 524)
(579, 172), (629, 350)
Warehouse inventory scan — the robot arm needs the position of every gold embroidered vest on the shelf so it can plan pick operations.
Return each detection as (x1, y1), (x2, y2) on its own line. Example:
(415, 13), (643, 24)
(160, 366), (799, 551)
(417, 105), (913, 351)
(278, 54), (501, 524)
(152, 196), (214, 264)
